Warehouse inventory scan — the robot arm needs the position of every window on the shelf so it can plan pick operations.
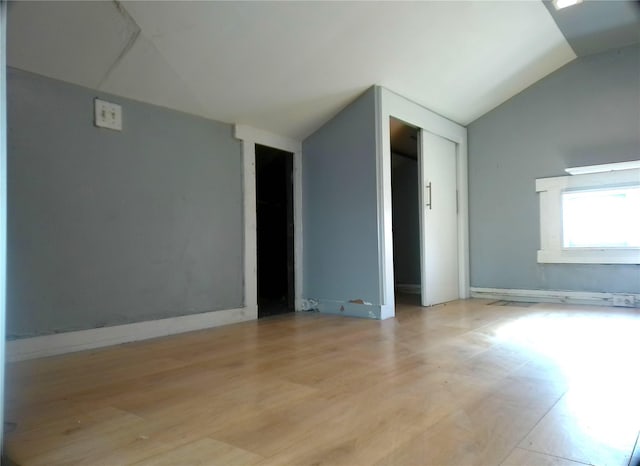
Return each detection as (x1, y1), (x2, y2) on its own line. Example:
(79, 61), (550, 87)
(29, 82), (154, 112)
(536, 163), (640, 264)
(562, 186), (640, 248)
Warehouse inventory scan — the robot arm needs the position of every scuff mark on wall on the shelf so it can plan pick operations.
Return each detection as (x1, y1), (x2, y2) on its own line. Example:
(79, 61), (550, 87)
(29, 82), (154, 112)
(301, 298), (319, 311)
(308, 298), (384, 319)
(349, 299), (373, 305)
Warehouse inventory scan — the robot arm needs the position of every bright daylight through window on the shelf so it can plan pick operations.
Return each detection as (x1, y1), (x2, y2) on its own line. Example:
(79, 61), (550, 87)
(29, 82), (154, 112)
(562, 186), (640, 248)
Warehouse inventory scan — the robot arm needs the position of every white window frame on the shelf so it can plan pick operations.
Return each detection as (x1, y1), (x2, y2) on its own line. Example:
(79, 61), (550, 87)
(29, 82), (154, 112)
(536, 166), (640, 264)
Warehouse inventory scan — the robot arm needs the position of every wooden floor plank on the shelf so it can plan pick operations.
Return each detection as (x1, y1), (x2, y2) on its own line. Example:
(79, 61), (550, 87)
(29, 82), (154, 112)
(131, 437), (263, 466)
(4, 298), (639, 465)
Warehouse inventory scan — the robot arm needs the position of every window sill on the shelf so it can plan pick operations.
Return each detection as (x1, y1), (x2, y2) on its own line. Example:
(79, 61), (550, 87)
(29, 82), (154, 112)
(537, 248), (640, 264)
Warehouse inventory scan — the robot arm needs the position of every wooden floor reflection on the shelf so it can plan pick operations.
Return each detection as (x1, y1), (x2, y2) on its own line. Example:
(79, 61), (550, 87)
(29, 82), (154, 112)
(5, 298), (640, 465)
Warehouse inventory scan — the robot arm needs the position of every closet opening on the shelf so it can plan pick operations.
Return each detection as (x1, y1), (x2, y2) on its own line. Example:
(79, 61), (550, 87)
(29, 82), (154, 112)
(255, 144), (295, 318)
(389, 117), (421, 307)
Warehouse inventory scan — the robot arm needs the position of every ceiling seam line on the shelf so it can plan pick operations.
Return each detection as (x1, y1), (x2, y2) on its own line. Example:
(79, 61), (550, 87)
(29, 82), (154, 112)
(96, 0), (141, 90)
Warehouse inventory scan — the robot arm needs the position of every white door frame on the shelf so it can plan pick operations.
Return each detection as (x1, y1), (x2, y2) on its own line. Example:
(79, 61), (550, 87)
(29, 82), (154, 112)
(0, 0), (7, 448)
(376, 87), (469, 319)
(234, 125), (303, 313)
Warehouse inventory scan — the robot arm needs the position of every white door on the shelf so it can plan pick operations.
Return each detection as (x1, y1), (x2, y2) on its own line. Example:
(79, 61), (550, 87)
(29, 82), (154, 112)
(419, 130), (459, 306)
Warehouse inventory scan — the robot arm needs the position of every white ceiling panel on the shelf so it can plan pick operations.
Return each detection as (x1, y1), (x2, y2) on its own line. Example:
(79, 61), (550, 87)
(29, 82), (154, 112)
(122, 1), (575, 138)
(8, 1), (578, 139)
(99, 35), (206, 118)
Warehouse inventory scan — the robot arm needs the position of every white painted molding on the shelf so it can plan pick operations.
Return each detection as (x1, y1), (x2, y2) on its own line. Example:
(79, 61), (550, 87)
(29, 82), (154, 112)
(380, 303), (394, 320)
(536, 167), (640, 192)
(470, 287), (639, 308)
(6, 306), (256, 362)
(377, 86), (470, 316)
(1, 0), (7, 447)
(235, 125), (301, 155)
(234, 125), (304, 311)
(565, 160), (640, 175)
(537, 248), (640, 264)
(240, 136), (258, 312)
(314, 298), (393, 320)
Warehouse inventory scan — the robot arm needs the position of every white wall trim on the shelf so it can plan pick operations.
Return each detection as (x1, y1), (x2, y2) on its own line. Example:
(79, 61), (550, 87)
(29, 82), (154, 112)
(1, 0), (7, 446)
(234, 125), (304, 311)
(537, 248), (640, 264)
(536, 167), (640, 192)
(565, 160), (640, 175)
(376, 87), (470, 318)
(6, 306), (256, 362)
(314, 298), (392, 320)
(235, 125), (302, 155)
(470, 287), (639, 308)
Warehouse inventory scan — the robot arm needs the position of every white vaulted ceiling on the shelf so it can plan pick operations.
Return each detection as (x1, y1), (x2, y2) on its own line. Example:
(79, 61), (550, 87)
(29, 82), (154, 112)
(8, 1), (578, 139)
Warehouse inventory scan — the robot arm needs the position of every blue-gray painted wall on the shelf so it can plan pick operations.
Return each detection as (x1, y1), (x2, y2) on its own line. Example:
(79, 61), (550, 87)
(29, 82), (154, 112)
(468, 45), (640, 293)
(302, 87), (381, 308)
(7, 68), (244, 338)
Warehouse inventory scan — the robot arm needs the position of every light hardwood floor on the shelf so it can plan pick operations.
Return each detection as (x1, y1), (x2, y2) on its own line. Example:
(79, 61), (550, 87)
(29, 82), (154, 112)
(4, 298), (640, 465)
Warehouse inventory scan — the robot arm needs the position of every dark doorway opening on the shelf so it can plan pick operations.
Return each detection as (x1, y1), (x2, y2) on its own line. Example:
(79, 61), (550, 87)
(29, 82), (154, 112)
(255, 144), (295, 318)
(390, 117), (421, 307)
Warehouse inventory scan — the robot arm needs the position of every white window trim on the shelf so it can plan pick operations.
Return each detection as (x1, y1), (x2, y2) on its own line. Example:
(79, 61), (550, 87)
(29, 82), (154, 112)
(536, 167), (640, 264)
(565, 160), (640, 175)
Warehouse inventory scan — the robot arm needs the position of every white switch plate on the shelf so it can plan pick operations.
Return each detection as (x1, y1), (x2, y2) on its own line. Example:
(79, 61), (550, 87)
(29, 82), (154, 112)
(94, 98), (122, 131)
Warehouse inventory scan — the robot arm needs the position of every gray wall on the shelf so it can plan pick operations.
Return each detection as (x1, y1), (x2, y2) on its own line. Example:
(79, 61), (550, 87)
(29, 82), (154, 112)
(391, 154), (420, 286)
(303, 87), (380, 305)
(8, 68), (243, 338)
(468, 44), (640, 293)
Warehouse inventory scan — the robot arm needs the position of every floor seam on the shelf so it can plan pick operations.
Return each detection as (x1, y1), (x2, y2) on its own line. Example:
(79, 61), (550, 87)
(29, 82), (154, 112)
(498, 390), (566, 465)
(517, 446), (593, 465)
(629, 429), (640, 466)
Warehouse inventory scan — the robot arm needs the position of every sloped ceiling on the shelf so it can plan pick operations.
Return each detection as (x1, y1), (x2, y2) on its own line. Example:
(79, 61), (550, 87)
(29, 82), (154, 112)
(7, 1), (580, 140)
(544, 0), (640, 57)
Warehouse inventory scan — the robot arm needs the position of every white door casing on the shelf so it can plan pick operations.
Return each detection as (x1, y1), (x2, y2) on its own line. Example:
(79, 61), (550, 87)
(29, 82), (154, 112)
(0, 0), (7, 447)
(377, 86), (469, 318)
(234, 125), (303, 313)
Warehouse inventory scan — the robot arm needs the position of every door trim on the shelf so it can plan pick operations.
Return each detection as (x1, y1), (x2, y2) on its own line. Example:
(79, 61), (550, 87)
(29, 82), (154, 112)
(376, 87), (469, 318)
(234, 125), (303, 312)
(0, 0), (7, 446)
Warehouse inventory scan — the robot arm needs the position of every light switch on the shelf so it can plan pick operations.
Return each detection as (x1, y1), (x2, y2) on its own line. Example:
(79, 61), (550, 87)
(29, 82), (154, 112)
(94, 98), (122, 131)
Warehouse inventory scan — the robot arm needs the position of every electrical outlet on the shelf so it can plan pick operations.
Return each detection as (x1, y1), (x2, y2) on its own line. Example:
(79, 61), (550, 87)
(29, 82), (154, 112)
(94, 98), (122, 131)
(612, 294), (635, 307)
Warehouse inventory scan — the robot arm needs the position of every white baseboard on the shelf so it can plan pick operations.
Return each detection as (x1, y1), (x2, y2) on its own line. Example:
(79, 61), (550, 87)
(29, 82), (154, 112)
(6, 306), (257, 362)
(314, 298), (390, 320)
(380, 302), (395, 320)
(470, 287), (639, 308)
